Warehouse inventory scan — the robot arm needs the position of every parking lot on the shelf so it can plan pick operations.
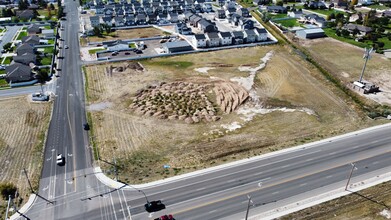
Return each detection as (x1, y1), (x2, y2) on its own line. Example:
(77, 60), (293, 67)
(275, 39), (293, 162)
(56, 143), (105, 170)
(96, 38), (173, 59)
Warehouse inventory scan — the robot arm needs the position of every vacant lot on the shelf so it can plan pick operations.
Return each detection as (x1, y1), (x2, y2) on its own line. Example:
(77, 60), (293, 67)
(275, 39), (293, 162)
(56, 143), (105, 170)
(283, 180), (391, 220)
(87, 27), (166, 43)
(85, 45), (379, 184)
(0, 97), (51, 217)
(301, 37), (391, 105)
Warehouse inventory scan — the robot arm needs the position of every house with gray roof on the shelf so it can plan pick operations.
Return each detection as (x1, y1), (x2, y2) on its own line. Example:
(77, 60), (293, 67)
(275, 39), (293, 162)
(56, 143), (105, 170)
(163, 41), (193, 53)
(244, 29), (257, 43)
(191, 34), (207, 48)
(102, 16), (113, 26)
(5, 63), (34, 83)
(215, 9), (226, 19)
(266, 5), (287, 13)
(343, 24), (373, 36)
(13, 53), (36, 65)
(237, 8), (249, 17)
(231, 31), (244, 44)
(218, 31), (232, 45)
(114, 16), (125, 27)
(41, 29), (54, 39)
(300, 13), (326, 28)
(90, 15), (101, 27)
(136, 14), (147, 25)
(16, 10), (34, 20)
(27, 24), (41, 35)
(206, 32), (220, 47)
(254, 28), (267, 41)
(22, 35), (40, 46)
(198, 18), (217, 33)
(16, 43), (35, 55)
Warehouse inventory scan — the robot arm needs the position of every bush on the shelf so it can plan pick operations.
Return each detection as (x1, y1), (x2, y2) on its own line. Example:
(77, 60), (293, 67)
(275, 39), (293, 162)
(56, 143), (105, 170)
(0, 182), (17, 200)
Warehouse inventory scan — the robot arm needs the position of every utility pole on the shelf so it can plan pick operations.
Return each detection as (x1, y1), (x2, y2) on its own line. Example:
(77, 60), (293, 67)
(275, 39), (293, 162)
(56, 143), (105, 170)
(245, 195), (253, 220)
(345, 163), (356, 191)
(5, 195), (11, 220)
(23, 168), (34, 193)
(113, 157), (118, 181)
(358, 47), (373, 83)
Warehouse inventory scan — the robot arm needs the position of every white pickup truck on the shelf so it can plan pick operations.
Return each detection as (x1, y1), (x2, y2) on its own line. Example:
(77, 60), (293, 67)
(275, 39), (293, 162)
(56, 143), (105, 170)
(56, 154), (65, 165)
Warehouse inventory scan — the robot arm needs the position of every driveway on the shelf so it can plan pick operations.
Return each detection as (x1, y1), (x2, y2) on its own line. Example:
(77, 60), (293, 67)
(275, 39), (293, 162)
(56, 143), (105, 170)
(0, 26), (20, 55)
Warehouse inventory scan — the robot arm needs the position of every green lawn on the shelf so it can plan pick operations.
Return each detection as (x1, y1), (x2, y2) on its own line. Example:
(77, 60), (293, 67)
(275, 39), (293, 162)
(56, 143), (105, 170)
(41, 56), (53, 65)
(367, 4), (390, 10)
(2, 57), (12, 64)
(274, 18), (300, 28)
(129, 42), (136, 48)
(271, 14), (289, 20)
(48, 39), (55, 45)
(16, 31), (27, 40)
(37, 9), (50, 17)
(323, 28), (371, 48)
(305, 9), (347, 16)
(378, 37), (391, 50)
(88, 48), (106, 54)
(44, 46), (55, 54)
(0, 79), (8, 87)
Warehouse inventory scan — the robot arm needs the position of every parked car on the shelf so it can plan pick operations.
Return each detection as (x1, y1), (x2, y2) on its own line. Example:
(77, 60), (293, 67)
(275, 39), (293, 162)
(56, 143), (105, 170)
(56, 154), (65, 165)
(83, 123), (90, 130)
(32, 93), (49, 101)
(124, 52), (131, 55)
(65, 45), (69, 49)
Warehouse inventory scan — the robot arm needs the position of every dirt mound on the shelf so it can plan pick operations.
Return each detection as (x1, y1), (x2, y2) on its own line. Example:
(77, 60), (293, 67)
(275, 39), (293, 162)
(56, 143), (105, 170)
(105, 62), (145, 76)
(214, 81), (249, 114)
(130, 81), (217, 123)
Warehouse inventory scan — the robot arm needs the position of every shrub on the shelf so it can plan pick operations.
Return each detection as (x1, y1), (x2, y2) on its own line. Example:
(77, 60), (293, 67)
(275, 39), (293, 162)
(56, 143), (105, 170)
(0, 182), (17, 200)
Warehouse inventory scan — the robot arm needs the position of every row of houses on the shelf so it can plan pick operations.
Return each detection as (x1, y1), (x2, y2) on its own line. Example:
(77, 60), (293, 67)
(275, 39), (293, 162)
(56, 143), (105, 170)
(4, 34), (50, 83)
(191, 28), (268, 48)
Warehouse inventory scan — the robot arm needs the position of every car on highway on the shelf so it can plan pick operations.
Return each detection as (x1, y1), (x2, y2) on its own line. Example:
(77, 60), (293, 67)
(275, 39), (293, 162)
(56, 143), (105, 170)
(135, 49), (143, 54)
(65, 45), (69, 49)
(145, 200), (165, 213)
(124, 52), (131, 55)
(157, 214), (175, 220)
(56, 154), (65, 165)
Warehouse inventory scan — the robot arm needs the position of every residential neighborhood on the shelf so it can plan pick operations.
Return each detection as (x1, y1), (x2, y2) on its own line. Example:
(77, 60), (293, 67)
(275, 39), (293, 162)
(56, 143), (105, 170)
(0, 0), (391, 219)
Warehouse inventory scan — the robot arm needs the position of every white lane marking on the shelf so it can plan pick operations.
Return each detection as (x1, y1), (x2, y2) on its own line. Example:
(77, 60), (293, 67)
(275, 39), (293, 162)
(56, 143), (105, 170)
(272, 191), (279, 195)
(196, 187), (205, 191)
(280, 165), (290, 168)
(373, 161), (379, 164)
(116, 190), (126, 219)
(109, 192), (118, 220)
(328, 152), (336, 155)
(209, 210), (217, 213)
(227, 179), (236, 183)
(326, 175), (333, 178)
(300, 183), (307, 186)
(46, 157), (52, 161)
(43, 185), (49, 191)
(305, 158), (314, 162)
(121, 189), (132, 220)
(68, 153), (73, 157)
(259, 177), (271, 182)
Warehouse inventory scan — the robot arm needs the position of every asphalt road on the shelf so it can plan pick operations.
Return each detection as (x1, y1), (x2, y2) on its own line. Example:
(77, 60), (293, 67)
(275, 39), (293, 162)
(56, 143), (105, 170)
(0, 26), (20, 52)
(16, 1), (391, 218)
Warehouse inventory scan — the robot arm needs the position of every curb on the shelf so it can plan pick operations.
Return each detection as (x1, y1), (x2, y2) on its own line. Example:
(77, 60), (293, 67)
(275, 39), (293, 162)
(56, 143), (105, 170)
(9, 194), (37, 220)
(94, 123), (391, 189)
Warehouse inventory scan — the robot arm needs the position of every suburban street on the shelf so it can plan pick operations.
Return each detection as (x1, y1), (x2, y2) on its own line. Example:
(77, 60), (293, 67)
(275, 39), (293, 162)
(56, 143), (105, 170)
(9, 0), (391, 219)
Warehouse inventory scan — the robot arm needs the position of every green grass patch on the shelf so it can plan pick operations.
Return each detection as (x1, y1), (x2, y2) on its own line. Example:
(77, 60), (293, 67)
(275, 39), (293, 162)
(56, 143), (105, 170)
(270, 14), (289, 20)
(48, 39), (55, 45)
(88, 48), (106, 54)
(367, 4), (389, 10)
(274, 18), (299, 28)
(305, 9), (346, 16)
(129, 42), (136, 48)
(43, 25), (51, 29)
(37, 9), (49, 17)
(2, 56), (12, 64)
(147, 60), (194, 69)
(43, 46), (54, 54)
(40, 56), (52, 65)
(323, 28), (370, 48)
(16, 31), (27, 40)
(0, 79), (8, 87)
(378, 37), (391, 50)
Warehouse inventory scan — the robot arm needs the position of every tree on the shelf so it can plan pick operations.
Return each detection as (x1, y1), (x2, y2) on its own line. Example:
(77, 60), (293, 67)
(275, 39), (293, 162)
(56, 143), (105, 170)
(352, 28), (360, 36)
(3, 42), (12, 52)
(276, 1), (283, 6)
(34, 70), (50, 94)
(49, 3), (55, 10)
(350, 0), (358, 6)
(335, 29), (341, 36)
(93, 26), (101, 36)
(327, 12), (335, 20)
(377, 41), (385, 48)
(0, 182), (17, 200)
(341, 29), (350, 37)
(18, 0), (29, 10)
(33, 9), (39, 19)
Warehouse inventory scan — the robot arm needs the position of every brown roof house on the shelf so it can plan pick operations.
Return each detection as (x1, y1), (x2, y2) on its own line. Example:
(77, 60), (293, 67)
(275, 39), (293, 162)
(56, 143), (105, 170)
(16, 43), (35, 55)
(5, 63), (34, 83)
(22, 35), (40, 45)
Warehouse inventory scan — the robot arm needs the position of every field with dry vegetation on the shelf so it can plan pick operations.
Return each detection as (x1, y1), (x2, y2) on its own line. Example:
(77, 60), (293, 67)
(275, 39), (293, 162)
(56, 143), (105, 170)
(87, 27), (166, 43)
(84, 45), (381, 184)
(0, 97), (51, 217)
(301, 37), (391, 106)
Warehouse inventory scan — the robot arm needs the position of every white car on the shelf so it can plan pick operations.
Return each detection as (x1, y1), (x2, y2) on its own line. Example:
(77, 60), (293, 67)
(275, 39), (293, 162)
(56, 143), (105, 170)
(56, 154), (65, 165)
(65, 45), (69, 49)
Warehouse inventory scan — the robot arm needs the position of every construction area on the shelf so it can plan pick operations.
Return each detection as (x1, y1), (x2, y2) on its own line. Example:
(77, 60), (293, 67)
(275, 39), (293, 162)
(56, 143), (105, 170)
(84, 45), (384, 184)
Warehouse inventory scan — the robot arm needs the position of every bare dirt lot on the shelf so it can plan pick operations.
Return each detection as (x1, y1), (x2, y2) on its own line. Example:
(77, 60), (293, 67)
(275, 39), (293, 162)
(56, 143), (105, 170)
(87, 27), (167, 43)
(84, 45), (381, 184)
(300, 37), (391, 106)
(0, 97), (51, 217)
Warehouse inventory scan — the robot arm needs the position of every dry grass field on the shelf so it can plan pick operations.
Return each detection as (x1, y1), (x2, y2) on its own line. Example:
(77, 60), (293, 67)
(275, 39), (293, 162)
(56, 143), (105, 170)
(301, 37), (391, 105)
(0, 97), (51, 217)
(283, 181), (391, 220)
(87, 27), (166, 43)
(84, 45), (380, 184)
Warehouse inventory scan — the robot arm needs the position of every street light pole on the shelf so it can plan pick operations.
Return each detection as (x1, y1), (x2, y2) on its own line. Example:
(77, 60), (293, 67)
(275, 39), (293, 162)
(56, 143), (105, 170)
(5, 195), (11, 220)
(345, 163), (356, 191)
(245, 195), (253, 220)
